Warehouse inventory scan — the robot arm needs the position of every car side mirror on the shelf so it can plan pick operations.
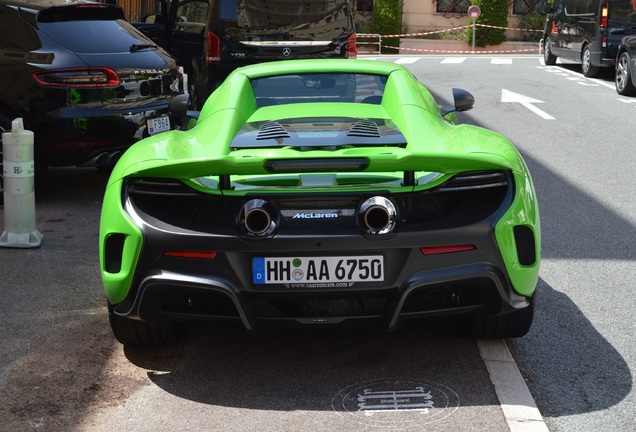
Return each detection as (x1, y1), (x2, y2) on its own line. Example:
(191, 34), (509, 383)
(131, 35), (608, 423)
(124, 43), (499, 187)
(169, 93), (200, 118)
(440, 88), (474, 116)
(168, 93), (189, 116)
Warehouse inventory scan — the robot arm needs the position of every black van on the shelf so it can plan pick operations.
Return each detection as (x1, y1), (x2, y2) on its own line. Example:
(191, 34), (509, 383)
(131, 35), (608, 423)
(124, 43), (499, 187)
(543, 0), (636, 77)
(134, 0), (357, 107)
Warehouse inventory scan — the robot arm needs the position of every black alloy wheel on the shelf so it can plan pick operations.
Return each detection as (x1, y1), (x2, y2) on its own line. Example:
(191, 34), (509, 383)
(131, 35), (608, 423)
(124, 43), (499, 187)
(544, 39), (556, 65)
(581, 45), (599, 78)
(616, 52), (636, 96)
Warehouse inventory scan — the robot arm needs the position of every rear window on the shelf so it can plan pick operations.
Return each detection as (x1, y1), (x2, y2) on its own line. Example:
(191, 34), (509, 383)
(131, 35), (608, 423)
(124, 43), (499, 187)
(251, 73), (386, 107)
(224, 0), (354, 42)
(610, 0), (636, 23)
(38, 19), (153, 53)
(37, 5), (125, 22)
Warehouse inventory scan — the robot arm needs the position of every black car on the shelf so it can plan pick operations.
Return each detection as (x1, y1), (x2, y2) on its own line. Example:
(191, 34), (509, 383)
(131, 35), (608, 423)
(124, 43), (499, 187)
(616, 35), (636, 95)
(0, 0), (183, 198)
(133, 0), (357, 108)
(543, 0), (636, 77)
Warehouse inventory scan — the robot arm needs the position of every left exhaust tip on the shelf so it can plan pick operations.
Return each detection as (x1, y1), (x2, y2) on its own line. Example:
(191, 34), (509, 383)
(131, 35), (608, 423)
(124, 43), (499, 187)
(241, 199), (277, 236)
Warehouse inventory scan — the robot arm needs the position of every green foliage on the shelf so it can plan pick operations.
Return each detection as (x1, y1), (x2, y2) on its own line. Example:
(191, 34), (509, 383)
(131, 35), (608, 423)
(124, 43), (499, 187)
(370, 0), (402, 53)
(465, 0), (509, 47)
(519, 11), (545, 31)
(518, 10), (545, 41)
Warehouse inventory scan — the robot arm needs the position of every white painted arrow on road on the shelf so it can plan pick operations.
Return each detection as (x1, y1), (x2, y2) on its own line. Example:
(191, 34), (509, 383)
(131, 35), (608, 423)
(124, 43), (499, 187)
(501, 89), (555, 120)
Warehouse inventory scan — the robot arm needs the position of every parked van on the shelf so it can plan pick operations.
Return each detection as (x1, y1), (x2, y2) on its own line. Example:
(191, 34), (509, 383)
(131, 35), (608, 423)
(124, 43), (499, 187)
(134, 0), (357, 107)
(543, 0), (636, 77)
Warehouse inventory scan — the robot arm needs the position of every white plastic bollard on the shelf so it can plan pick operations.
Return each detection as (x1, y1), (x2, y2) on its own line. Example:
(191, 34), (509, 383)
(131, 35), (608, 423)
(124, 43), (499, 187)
(0, 118), (43, 248)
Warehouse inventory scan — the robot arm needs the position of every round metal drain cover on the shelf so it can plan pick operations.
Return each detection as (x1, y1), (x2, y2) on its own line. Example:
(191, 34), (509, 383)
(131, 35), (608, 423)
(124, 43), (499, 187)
(332, 378), (459, 427)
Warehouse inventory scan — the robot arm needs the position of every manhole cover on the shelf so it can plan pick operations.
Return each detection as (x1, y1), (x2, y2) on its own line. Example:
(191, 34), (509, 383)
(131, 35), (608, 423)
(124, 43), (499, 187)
(332, 378), (459, 427)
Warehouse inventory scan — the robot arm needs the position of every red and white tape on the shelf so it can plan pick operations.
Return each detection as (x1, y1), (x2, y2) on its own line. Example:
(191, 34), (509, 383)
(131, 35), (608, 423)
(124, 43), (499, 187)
(357, 24), (543, 39)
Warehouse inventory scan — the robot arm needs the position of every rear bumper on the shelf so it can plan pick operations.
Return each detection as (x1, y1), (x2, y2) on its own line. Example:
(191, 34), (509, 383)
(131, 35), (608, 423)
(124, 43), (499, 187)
(35, 102), (171, 167)
(111, 260), (529, 333)
(107, 208), (533, 332)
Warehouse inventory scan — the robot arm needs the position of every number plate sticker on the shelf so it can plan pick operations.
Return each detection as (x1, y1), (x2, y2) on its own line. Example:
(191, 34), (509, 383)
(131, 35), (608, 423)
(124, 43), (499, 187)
(147, 115), (171, 135)
(253, 256), (384, 285)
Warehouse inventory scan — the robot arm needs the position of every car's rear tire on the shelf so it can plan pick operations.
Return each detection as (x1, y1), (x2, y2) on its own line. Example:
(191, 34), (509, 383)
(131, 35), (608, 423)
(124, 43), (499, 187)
(615, 52), (636, 96)
(581, 45), (599, 78)
(543, 39), (556, 65)
(108, 302), (186, 347)
(464, 296), (535, 339)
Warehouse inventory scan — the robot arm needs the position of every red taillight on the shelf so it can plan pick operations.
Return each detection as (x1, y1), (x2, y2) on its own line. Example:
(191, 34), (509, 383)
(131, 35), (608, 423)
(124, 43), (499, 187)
(600, 2), (608, 28)
(163, 250), (218, 259)
(33, 68), (119, 88)
(347, 33), (357, 59)
(419, 245), (476, 255)
(206, 31), (221, 63)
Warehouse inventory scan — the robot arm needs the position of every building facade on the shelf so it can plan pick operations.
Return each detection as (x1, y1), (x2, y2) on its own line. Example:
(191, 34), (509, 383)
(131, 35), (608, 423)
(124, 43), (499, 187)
(356, 0), (546, 34)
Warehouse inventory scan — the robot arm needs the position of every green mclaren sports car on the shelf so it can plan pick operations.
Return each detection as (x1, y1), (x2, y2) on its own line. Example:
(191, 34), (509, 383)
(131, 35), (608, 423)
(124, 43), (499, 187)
(99, 59), (540, 346)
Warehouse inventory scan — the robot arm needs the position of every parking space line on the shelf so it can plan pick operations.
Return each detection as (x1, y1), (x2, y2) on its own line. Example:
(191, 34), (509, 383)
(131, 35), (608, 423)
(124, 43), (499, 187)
(477, 339), (549, 432)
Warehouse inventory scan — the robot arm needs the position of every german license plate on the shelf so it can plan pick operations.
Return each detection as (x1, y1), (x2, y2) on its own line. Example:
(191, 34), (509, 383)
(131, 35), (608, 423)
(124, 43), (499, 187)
(253, 256), (384, 285)
(147, 116), (171, 135)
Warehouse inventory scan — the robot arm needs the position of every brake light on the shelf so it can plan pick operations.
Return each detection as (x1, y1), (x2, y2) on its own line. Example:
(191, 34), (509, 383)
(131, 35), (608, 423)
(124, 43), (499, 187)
(163, 250), (218, 259)
(600, 1), (608, 28)
(33, 68), (119, 88)
(206, 31), (221, 63)
(419, 245), (476, 255)
(347, 33), (357, 59)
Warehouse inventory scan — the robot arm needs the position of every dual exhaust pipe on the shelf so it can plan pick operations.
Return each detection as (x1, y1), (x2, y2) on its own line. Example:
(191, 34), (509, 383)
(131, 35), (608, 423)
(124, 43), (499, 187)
(240, 196), (397, 236)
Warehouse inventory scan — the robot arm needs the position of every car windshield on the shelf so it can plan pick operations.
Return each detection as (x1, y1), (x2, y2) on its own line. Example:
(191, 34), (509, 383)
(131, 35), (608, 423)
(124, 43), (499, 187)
(251, 73), (387, 107)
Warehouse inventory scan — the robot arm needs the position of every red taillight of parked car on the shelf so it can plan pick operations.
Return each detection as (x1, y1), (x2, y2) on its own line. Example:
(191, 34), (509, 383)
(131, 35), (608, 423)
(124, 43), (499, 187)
(600, 2), (609, 28)
(347, 33), (357, 59)
(33, 68), (120, 88)
(206, 31), (221, 63)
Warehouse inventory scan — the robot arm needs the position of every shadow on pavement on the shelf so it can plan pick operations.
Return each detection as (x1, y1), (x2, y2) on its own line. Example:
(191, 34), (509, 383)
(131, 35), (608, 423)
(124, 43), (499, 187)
(508, 277), (633, 417)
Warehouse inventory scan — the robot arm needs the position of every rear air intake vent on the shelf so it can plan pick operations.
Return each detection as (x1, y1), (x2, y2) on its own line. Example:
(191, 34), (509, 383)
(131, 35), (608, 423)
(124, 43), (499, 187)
(347, 120), (381, 138)
(437, 171), (508, 192)
(127, 178), (197, 196)
(514, 225), (536, 266)
(256, 121), (291, 140)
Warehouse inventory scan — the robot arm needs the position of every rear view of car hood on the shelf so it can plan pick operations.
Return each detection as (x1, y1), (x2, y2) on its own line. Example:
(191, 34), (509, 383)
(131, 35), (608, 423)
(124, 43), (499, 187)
(230, 117), (407, 149)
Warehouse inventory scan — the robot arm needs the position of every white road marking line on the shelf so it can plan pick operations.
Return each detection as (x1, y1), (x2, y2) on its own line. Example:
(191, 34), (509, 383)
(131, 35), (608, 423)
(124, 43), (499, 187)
(395, 57), (420, 64)
(441, 57), (467, 64)
(501, 89), (555, 120)
(477, 339), (550, 432)
(491, 58), (513, 64)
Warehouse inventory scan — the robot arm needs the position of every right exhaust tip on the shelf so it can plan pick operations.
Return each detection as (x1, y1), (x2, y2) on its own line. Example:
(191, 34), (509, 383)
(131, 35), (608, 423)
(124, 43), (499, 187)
(359, 196), (397, 235)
